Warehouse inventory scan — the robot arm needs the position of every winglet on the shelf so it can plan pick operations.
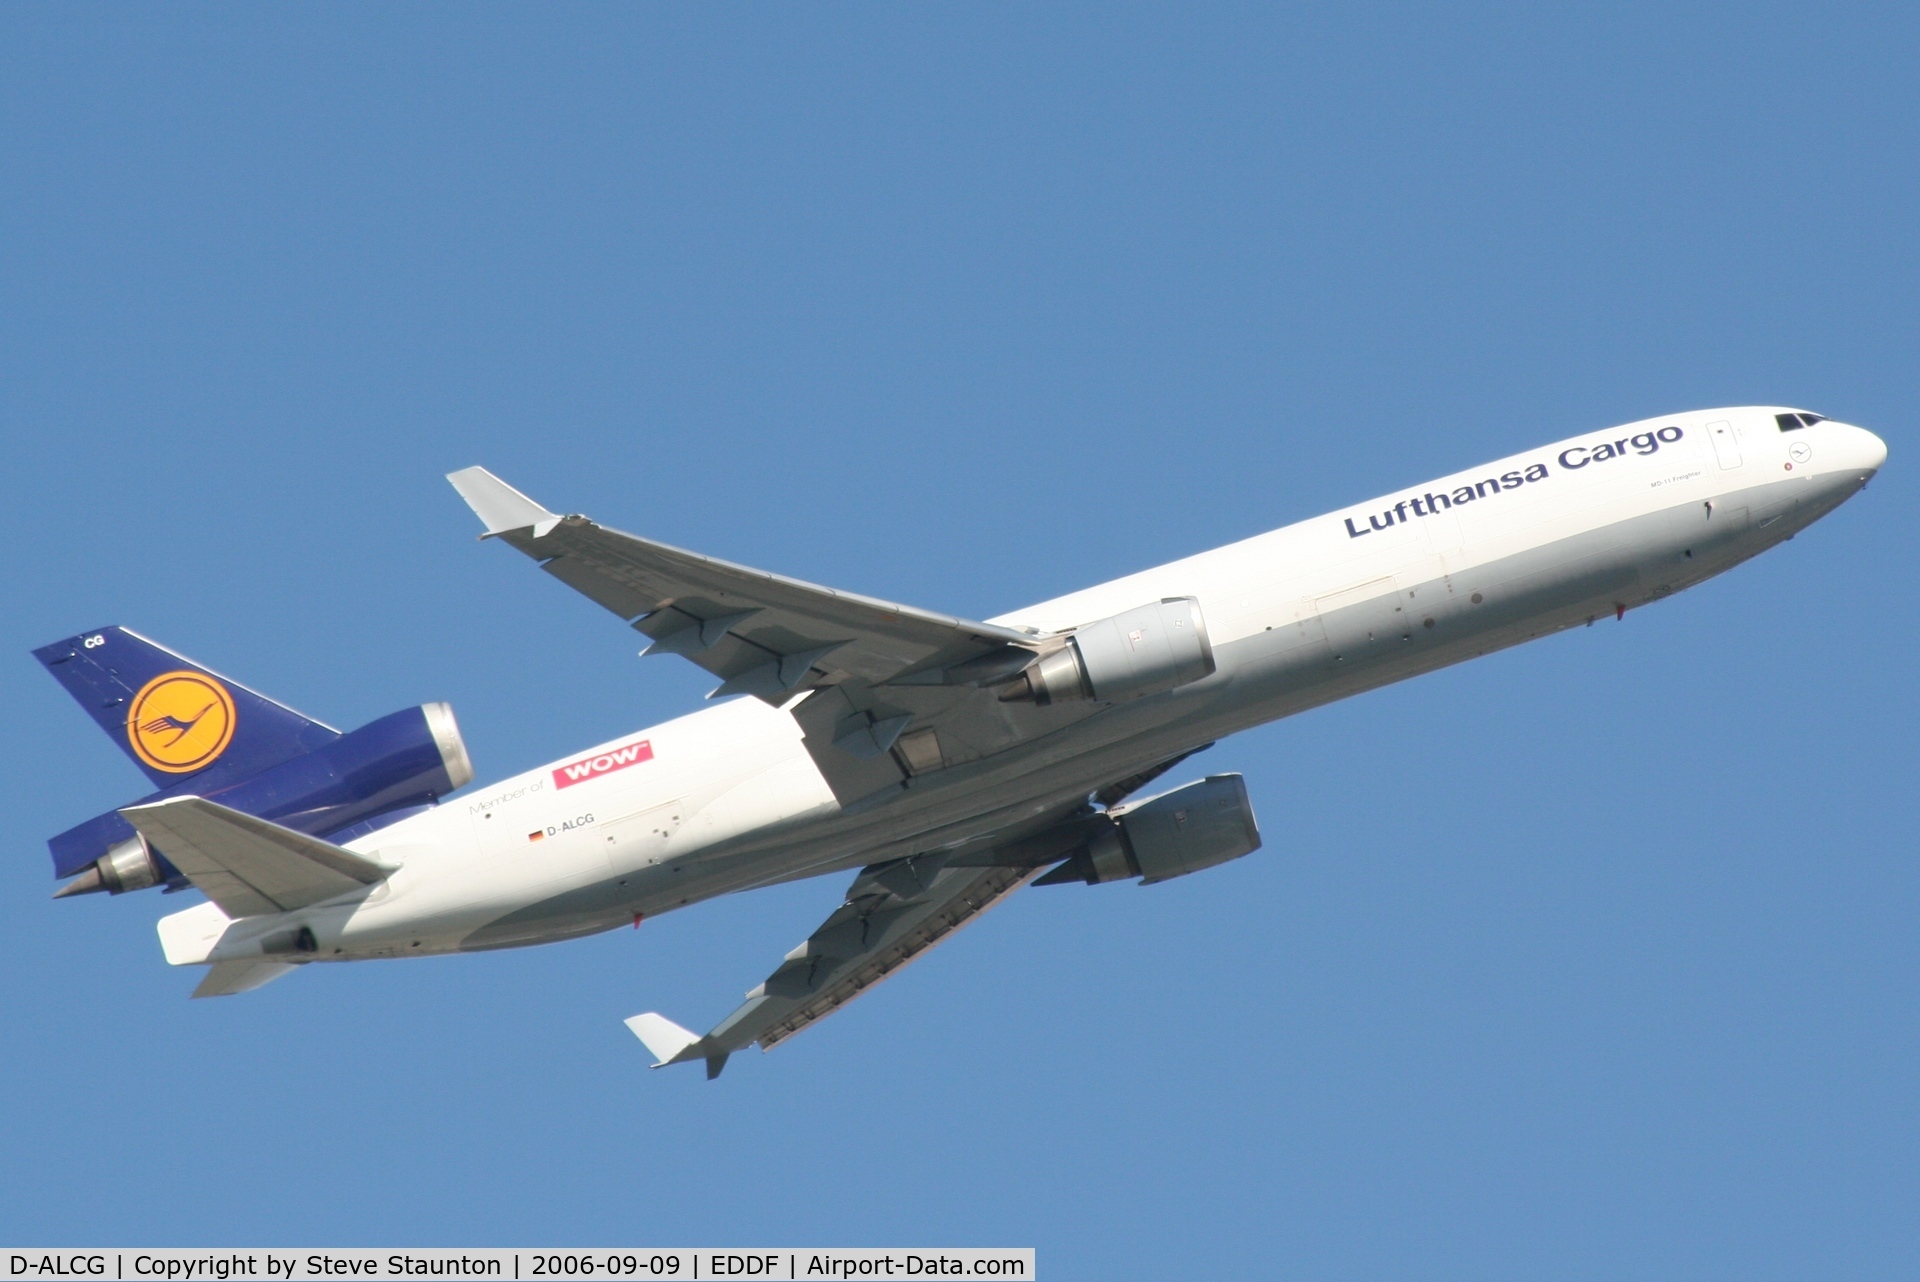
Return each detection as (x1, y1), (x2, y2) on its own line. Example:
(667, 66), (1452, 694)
(446, 467), (562, 538)
(625, 1013), (735, 1078)
(624, 1012), (703, 1066)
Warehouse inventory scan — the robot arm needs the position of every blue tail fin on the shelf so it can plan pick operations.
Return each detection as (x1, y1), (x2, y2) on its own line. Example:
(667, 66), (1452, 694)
(34, 627), (340, 791)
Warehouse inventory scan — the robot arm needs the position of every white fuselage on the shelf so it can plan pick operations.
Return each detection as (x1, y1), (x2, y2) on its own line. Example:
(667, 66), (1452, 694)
(156, 407), (1886, 971)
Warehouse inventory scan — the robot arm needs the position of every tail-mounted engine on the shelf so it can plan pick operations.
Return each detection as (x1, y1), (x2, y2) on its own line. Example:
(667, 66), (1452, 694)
(999, 597), (1214, 706)
(53, 703), (473, 898)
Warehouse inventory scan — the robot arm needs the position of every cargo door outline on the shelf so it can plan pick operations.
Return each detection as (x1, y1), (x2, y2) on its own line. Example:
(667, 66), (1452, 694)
(1706, 420), (1743, 470)
(603, 797), (687, 875)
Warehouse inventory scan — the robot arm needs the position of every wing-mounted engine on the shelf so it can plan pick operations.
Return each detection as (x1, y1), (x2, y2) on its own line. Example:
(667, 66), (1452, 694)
(788, 597), (1219, 808)
(1035, 773), (1261, 886)
(997, 597), (1215, 706)
(624, 768), (1260, 1077)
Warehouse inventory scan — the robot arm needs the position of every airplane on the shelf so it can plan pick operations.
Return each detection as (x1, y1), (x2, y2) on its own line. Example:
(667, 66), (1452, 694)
(36, 407), (1885, 1077)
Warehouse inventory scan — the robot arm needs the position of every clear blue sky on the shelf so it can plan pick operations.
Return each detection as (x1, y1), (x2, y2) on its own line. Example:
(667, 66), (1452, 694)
(3, 5), (1915, 1277)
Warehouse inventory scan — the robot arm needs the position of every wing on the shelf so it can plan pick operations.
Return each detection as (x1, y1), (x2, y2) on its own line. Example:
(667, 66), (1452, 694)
(621, 752), (1217, 1078)
(121, 797), (388, 918)
(626, 852), (1035, 1078)
(448, 467), (1096, 807)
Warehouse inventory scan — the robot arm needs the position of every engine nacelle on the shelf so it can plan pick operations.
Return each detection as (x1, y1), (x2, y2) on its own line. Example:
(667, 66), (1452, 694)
(217, 701), (474, 837)
(1000, 597), (1214, 705)
(51, 703), (474, 895)
(87, 833), (164, 895)
(1044, 774), (1262, 886)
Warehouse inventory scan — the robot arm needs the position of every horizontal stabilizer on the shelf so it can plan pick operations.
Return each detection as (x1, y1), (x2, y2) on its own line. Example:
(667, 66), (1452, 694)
(192, 959), (301, 998)
(121, 796), (388, 919)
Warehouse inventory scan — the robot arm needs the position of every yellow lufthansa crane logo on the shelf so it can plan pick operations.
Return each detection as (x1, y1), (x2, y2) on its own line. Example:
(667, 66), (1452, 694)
(127, 671), (237, 773)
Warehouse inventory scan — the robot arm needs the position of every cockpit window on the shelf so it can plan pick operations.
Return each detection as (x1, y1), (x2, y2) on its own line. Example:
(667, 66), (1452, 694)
(1776, 412), (1827, 431)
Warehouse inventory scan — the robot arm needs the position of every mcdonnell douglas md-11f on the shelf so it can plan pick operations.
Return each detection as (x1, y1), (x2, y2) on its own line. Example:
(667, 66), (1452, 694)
(39, 408), (1884, 1076)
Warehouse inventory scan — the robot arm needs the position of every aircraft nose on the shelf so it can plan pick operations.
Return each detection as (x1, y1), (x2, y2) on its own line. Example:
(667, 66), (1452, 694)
(1859, 426), (1889, 473)
(1836, 422), (1889, 475)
